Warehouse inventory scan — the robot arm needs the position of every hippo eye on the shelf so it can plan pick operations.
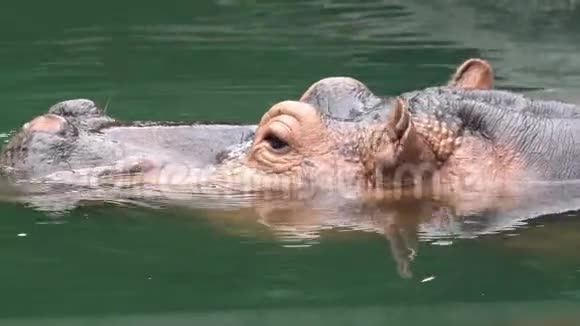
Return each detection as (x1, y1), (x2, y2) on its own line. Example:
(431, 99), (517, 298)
(263, 132), (290, 153)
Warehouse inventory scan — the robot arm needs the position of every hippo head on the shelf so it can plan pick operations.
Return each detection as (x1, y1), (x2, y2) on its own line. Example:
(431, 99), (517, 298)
(205, 58), (495, 194)
(228, 97), (427, 193)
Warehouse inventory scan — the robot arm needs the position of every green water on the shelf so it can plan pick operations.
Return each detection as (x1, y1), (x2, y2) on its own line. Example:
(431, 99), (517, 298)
(2, 0), (580, 325)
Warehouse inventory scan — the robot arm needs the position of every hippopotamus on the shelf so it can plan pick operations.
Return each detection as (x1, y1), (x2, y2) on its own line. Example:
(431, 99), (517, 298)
(0, 59), (494, 196)
(3, 57), (577, 206)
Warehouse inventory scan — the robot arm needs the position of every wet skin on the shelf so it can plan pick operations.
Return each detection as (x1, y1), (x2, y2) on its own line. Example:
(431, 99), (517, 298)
(0, 59), (491, 187)
(2, 58), (579, 207)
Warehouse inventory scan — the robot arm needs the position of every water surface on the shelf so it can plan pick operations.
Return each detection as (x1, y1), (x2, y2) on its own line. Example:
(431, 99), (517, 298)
(1, 0), (580, 324)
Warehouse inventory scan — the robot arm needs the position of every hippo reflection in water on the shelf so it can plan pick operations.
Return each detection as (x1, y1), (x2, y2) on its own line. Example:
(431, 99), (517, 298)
(1, 59), (504, 199)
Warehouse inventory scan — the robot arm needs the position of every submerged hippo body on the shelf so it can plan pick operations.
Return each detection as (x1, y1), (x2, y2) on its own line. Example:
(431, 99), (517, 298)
(2, 58), (577, 205)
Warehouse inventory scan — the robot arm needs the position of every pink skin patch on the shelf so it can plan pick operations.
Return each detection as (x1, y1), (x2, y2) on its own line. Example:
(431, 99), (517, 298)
(23, 114), (67, 133)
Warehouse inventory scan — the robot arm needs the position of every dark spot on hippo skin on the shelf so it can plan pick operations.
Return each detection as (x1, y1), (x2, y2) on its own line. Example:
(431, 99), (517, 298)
(96, 160), (155, 178)
(338, 140), (362, 162)
(213, 130), (255, 164)
(348, 108), (361, 119)
(214, 150), (229, 164)
(303, 159), (316, 167)
(127, 160), (154, 174)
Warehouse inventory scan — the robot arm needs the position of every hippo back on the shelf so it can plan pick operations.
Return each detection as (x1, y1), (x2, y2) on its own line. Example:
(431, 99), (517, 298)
(404, 87), (580, 180)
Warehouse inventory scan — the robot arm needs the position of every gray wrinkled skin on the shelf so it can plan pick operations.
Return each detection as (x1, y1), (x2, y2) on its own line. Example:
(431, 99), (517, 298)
(300, 77), (388, 121)
(401, 87), (580, 180)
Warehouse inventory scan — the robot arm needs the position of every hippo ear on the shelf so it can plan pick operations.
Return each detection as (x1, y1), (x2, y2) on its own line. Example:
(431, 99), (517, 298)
(388, 97), (414, 141)
(381, 97), (428, 166)
(369, 98), (435, 184)
(448, 58), (494, 90)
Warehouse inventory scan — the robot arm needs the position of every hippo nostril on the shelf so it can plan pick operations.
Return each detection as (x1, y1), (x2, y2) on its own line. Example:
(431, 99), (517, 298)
(24, 114), (67, 134)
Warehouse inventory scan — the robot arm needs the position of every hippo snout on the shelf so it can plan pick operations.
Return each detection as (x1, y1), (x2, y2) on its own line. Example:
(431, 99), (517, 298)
(48, 99), (102, 118)
(48, 99), (114, 131)
(1, 99), (111, 176)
